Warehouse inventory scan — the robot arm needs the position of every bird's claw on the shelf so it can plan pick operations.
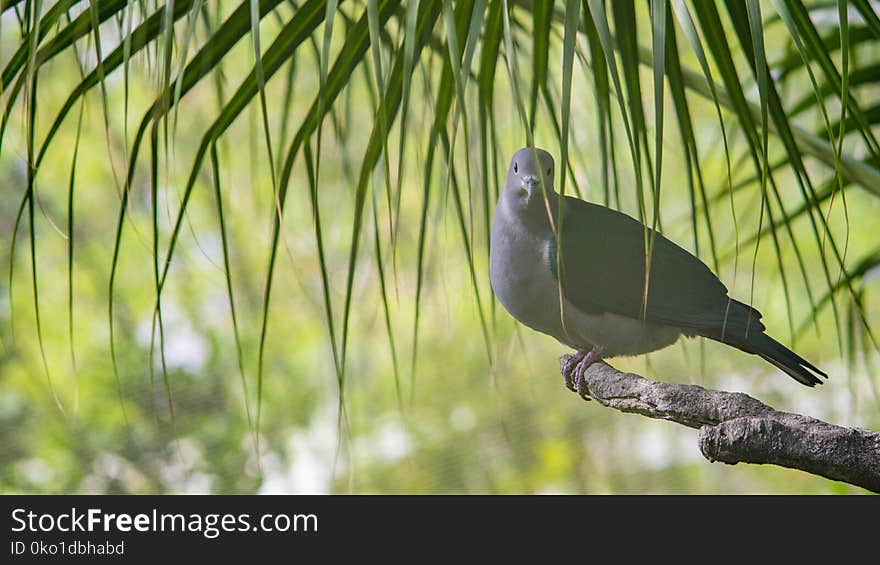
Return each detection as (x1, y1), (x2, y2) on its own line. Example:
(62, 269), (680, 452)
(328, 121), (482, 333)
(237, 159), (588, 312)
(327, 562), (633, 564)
(560, 346), (604, 401)
(574, 371), (590, 400)
(573, 359), (592, 401)
(559, 351), (586, 392)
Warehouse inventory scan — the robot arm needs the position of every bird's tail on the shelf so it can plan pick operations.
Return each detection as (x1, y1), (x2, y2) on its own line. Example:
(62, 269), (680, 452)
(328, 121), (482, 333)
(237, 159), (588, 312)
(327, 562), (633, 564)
(699, 299), (827, 387)
(744, 331), (827, 387)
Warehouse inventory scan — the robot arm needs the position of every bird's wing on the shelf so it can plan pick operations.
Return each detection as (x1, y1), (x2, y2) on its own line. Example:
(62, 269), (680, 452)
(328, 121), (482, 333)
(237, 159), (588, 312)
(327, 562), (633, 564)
(550, 196), (764, 332)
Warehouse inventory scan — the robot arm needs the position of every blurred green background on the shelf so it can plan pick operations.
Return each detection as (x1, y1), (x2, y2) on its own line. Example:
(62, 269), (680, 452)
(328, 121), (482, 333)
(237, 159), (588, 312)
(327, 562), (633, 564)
(0, 0), (878, 494)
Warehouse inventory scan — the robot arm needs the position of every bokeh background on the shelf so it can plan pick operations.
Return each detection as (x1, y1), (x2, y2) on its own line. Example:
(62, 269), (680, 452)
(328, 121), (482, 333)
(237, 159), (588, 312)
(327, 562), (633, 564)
(1, 0), (878, 493)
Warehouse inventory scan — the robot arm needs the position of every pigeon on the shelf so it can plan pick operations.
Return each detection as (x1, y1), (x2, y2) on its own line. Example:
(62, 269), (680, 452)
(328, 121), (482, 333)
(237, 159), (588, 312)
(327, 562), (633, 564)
(489, 147), (827, 398)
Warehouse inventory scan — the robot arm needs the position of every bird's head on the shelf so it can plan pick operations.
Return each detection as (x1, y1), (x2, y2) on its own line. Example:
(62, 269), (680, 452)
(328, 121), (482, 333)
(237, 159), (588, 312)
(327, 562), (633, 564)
(501, 147), (558, 221)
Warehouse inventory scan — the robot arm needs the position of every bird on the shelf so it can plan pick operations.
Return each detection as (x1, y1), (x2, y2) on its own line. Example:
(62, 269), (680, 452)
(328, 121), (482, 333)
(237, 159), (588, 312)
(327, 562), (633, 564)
(489, 146), (827, 398)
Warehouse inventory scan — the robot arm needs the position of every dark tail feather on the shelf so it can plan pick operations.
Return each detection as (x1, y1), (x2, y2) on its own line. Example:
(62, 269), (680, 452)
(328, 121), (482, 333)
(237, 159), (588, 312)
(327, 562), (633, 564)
(745, 332), (827, 387)
(698, 299), (827, 387)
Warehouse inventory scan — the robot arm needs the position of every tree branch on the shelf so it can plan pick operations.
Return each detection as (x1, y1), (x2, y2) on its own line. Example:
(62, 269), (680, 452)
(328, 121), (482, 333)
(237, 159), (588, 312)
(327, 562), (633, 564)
(564, 360), (880, 493)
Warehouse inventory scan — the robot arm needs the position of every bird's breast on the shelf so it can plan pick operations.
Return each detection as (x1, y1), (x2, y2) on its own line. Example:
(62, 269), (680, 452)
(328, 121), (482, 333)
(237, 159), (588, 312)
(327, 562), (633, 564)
(490, 214), (567, 340)
(490, 209), (681, 356)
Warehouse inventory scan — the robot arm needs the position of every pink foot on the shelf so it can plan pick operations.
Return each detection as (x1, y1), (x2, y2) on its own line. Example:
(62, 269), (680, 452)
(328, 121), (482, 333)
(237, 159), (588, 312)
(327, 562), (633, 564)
(560, 345), (604, 400)
(559, 350), (587, 391)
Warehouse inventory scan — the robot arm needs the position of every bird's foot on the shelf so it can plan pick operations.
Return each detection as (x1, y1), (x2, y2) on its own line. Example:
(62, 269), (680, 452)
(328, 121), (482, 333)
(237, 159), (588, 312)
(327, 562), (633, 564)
(560, 351), (587, 392)
(560, 346), (604, 400)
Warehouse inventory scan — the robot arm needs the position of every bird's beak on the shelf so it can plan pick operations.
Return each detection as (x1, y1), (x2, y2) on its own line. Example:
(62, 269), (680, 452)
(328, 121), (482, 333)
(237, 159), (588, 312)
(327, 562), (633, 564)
(521, 175), (540, 198)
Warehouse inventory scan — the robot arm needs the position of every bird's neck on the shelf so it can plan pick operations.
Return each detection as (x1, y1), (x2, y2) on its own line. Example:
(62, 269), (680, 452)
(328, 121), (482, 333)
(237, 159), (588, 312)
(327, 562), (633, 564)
(520, 190), (560, 236)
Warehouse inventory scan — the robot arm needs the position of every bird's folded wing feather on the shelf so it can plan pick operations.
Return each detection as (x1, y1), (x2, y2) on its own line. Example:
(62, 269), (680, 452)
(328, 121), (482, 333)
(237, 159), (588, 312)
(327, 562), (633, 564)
(550, 196), (764, 332)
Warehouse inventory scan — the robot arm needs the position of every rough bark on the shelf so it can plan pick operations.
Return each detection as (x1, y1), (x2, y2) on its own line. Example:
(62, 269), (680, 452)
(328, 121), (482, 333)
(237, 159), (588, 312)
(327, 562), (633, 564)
(563, 359), (880, 492)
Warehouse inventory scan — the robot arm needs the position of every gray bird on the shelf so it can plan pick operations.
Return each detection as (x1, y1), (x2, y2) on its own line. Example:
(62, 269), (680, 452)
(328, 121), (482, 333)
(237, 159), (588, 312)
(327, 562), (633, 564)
(490, 147), (826, 397)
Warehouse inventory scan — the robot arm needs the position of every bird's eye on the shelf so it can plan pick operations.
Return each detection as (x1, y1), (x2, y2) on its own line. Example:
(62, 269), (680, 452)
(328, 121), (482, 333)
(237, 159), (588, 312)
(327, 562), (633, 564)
(547, 167), (552, 176)
(514, 162), (518, 174)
